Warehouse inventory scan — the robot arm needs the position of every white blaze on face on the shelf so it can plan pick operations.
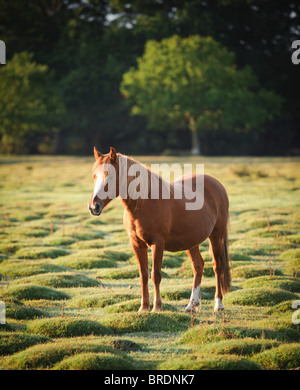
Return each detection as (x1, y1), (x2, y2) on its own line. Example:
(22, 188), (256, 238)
(92, 164), (117, 202)
(92, 170), (104, 202)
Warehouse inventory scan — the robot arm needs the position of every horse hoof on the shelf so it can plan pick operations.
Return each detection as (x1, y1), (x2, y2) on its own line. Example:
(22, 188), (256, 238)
(152, 306), (162, 312)
(138, 306), (150, 312)
(214, 298), (224, 312)
(214, 307), (224, 313)
(185, 305), (195, 313)
(185, 301), (200, 312)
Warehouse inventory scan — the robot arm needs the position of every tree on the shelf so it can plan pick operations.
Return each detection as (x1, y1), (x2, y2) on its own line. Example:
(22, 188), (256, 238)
(0, 52), (64, 153)
(120, 35), (282, 154)
(0, 1), (296, 155)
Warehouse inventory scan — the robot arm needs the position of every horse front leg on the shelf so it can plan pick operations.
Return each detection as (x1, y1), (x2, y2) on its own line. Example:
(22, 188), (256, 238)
(151, 240), (164, 312)
(185, 246), (204, 312)
(131, 240), (150, 312)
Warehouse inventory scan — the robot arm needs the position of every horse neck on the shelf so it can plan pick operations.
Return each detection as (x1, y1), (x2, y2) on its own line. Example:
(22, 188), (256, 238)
(118, 155), (173, 215)
(118, 155), (148, 214)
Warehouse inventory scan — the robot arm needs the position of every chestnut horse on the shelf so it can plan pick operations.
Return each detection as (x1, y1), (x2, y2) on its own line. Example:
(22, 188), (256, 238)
(88, 147), (231, 313)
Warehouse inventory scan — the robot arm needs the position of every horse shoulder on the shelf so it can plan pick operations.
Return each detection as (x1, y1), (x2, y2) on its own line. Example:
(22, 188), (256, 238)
(123, 208), (133, 235)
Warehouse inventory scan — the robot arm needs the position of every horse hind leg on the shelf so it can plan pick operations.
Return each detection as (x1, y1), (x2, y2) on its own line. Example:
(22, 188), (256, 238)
(209, 230), (231, 312)
(185, 246), (204, 312)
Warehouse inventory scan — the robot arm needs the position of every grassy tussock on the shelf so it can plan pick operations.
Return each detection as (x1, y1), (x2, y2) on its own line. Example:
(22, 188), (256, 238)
(0, 332), (51, 356)
(1, 285), (70, 301)
(224, 287), (298, 307)
(180, 322), (300, 345)
(100, 311), (198, 334)
(232, 264), (283, 279)
(53, 352), (136, 370)
(50, 249), (130, 270)
(192, 338), (280, 356)
(242, 276), (300, 292)
(159, 354), (261, 370)
(97, 265), (139, 280)
(0, 260), (69, 277)
(251, 343), (300, 369)
(15, 247), (69, 259)
(0, 337), (128, 369)
(10, 272), (100, 288)
(6, 303), (46, 320)
(67, 293), (137, 309)
(27, 317), (111, 338)
(0, 156), (299, 370)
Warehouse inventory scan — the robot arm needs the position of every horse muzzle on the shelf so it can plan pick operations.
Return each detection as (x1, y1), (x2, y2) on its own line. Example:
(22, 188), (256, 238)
(88, 201), (103, 216)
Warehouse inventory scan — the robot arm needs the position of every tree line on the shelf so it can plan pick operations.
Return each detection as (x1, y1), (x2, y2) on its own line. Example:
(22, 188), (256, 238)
(0, 0), (299, 155)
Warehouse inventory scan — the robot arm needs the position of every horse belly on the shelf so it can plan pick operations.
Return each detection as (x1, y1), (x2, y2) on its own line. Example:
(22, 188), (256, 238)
(164, 174), (226, 251)
(164, 210), (213, 252)
(164, 237), (199, 252)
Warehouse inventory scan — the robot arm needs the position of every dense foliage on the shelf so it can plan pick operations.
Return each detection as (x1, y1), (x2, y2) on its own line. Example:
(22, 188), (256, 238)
(121, 35), (282, 154)
(0, 0), (299, 155)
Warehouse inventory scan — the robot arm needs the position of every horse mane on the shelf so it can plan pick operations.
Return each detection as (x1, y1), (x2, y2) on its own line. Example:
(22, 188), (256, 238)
(119, 154), (174, 210)
(92, 152), (175, 212)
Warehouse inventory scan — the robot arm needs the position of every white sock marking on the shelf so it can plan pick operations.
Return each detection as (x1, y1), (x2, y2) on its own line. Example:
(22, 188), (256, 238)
(214, 298), (224, 311)
(185, 284), (201, 312)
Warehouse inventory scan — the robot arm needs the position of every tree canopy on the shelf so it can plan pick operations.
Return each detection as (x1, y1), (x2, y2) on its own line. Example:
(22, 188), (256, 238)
(0, 52), (64, 153)
(121, 35), (282, 154)
(0, 0), (299, 155)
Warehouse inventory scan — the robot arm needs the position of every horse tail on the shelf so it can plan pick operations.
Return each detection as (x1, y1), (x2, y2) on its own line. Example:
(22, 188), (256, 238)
(220, 227), (231, 295)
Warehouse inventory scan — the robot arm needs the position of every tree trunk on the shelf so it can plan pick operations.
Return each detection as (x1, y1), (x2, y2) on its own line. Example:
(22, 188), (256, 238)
(189, 116), (200, 155)
(191, 128), (200, 155)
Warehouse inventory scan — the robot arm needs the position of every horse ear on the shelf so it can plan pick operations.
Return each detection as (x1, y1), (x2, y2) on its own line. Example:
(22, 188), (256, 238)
(94, 147), (102, 160)
(109, 147), (117, 161)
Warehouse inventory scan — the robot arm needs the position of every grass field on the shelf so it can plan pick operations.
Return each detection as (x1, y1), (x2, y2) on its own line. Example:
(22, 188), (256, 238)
(0, 155), (299, 370)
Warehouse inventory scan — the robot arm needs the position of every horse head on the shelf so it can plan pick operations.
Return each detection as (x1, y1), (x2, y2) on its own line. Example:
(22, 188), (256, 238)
(88, 146), (119, 216)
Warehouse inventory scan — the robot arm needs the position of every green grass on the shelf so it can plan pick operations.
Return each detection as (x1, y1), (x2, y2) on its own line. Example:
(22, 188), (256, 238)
(159, 354), (262, 370)
(280, 248), (300, 261)
(15, 247), (69, 259)
(251, 343), (300, 369)
(191, 338), (280, 356)
(97, 265), (139, 280)
(0, 155), (299, 370)
(53, 352), (136, 370)
(51, 249), (122, 269)
(104, 298), (141, 313)
(27, 317), (111, 338)
(232, 264), (283, 278)
(0, 337), (128, 369)
(224, 287), (299, 307)
(0, 332), (51, 356)
(5, 301), (46, 320)
(100, 311), (197, 334)
(0, 260), (70, 277)
(0, 285), (70, 301)
(67, 292), (137, 309)
(10, 272), (100, 288)
(242, 275), (300, 292)
(180, 322), (300, 344)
